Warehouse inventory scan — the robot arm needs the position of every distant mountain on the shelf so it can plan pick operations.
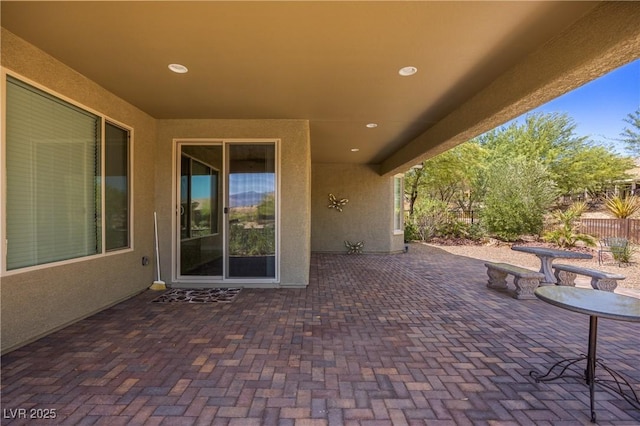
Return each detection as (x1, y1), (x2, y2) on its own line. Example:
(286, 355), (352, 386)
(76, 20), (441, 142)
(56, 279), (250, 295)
(229, 191), (270, 207)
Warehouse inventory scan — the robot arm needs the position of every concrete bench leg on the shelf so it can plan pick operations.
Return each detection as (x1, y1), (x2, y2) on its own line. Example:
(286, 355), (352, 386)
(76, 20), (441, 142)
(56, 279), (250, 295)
(512, 277), (540, 300)
(591, 278), (618, 292)
(486, 268), (508, 291)
(554, 269), (577, 286)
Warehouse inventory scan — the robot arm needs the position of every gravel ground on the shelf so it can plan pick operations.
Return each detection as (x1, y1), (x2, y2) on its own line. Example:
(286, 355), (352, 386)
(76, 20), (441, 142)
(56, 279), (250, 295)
(425, 240), (639, 293)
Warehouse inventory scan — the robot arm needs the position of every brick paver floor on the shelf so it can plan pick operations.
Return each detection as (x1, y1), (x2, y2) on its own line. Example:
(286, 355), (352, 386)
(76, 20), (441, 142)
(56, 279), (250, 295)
(2, 244), (639, 425)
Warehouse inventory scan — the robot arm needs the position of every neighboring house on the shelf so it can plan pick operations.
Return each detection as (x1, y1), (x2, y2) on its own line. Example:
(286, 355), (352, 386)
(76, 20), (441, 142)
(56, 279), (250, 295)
(616, 158), (640, 197)
(1, 2), (639, 353)
(559, 158), (640, 205)
(579, 158), (640, 203)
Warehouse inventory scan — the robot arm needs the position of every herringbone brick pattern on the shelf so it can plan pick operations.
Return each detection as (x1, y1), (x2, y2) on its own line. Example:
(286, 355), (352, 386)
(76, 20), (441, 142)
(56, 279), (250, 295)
(2, 244), (639, 425)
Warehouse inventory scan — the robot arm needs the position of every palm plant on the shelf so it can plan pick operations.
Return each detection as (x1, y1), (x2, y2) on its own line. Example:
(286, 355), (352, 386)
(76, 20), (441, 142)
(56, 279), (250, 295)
(543, 201), (596, 248)
(605, 195), (640, 218)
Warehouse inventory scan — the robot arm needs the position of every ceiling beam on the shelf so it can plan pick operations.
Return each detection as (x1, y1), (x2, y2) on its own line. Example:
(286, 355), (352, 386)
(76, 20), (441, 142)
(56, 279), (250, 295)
(380, 2), (640, 177)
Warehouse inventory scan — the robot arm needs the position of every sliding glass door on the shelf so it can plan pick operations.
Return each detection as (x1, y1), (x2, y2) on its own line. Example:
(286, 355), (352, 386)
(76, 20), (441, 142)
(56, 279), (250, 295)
(179, 145), (223, 277)
(176, 141), (277, 283)
(226, 143), (276, 279)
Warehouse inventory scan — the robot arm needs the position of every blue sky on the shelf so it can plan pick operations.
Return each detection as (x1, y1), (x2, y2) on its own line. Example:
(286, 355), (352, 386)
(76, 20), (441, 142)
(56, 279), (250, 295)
(229, 173), (275, 196)
(190, 173), (275, 198)
(508, 58), (639, 154)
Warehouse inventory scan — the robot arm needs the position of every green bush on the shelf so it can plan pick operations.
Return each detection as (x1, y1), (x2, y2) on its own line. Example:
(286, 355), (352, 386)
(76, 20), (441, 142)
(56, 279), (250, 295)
(436, 220), (478, 239)
(406, 198), (487, 242)
(466, 223), (486, 241)
(410, 198), (452, 240)
(612, 243), (635, 264)
(228, 224), (275, 256)
(543, 201), (595, 248)
(436, 221), (467, 238)
(404, 221), (421, 242)
(481, 157), (557, 241)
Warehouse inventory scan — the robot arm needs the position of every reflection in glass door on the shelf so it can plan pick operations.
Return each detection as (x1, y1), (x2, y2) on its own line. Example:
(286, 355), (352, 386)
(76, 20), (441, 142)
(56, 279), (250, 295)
(179, 145), (223, 277)
(226, 143), (276, 279)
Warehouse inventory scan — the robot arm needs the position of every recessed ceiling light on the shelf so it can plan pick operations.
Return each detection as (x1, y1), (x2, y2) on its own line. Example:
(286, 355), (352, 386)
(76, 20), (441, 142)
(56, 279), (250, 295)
(351, 148), (360, 152)
(168, 63), (188, 74)
(366, 123), (378, 128)
(398, 66), (418, 76)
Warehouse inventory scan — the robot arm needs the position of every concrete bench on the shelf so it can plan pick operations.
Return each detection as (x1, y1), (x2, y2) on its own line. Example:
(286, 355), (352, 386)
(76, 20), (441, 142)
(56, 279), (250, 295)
(485, 262), (545, 300)
(552, 264), (625, 292)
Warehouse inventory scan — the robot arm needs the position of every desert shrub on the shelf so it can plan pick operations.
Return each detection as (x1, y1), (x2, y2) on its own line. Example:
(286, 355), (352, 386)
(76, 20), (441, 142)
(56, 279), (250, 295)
(409, 198), (451, 240)
(612, 243), (635, 264)
(481, 157), (557, 241)
(437, 221), (469, 238)
(605, 195), (640, 219)
(436, 221), (486, 240)
(228, 224), (275, 256)
(466, 223), (487, 241)
(404, 221), (421, 242)
(543, 201), (596, 248)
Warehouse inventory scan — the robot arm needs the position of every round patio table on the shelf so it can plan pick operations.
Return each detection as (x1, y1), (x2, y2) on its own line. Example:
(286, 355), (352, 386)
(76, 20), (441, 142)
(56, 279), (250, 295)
(531, 286), (640, 423)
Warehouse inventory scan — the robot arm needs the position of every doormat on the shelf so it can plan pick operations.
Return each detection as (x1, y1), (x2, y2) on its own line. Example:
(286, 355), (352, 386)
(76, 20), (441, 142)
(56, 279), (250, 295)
(151, 288), (241, 304)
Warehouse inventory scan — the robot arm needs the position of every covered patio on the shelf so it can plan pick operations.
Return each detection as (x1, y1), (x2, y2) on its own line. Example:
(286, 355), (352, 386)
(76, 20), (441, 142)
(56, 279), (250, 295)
(2, 245), (639, 425)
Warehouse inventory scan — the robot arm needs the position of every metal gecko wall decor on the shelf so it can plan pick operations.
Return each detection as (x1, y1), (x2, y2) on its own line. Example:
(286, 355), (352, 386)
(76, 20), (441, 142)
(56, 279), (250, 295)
(328, 193), (349, 212)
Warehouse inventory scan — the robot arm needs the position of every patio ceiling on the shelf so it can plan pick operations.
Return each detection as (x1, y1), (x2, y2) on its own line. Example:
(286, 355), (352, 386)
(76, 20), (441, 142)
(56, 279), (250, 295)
(1, 1), (634, 174)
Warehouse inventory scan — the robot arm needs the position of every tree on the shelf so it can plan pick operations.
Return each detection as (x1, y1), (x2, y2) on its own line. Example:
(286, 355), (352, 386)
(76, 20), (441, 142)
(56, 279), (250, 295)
(555, 145), (634, 196)
(474, 112), (631, 196)
(405, 112), (633, 242)
(423, 143), (486, 210)
(404, 166), (426, 217)
(404, 143), (486, 216)
(481, 156), (557, 241)
(477, 113), (583, 167)
(257, 193), (276, 220)
(619, 108), (640, 157)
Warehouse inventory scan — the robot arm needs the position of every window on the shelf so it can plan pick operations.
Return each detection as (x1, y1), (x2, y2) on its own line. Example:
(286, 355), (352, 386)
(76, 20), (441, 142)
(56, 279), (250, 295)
(393, 174), (404, 233)
(4, 75), (131, 271)
(105, 122), (131, 251)
(180, 154), (219, 240)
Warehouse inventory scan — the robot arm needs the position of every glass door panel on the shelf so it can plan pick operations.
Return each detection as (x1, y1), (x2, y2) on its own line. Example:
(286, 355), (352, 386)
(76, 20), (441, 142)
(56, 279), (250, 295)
(226, 143), (276, 278)
(179, 145), (223, 277)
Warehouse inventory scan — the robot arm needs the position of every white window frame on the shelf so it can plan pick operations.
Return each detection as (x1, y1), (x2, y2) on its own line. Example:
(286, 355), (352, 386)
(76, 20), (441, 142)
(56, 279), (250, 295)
(393, 174), (404, 235)
(171, 138), (281, 286)
(1, 69), (134, 276)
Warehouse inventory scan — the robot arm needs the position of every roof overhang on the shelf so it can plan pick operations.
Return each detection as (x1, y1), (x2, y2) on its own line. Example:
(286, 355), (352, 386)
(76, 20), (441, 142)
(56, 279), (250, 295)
(1, 1), (638, 175)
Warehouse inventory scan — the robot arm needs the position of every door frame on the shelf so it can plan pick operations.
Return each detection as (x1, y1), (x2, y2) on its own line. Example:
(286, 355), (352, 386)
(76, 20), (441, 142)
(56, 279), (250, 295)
(170, 138), (280, 287)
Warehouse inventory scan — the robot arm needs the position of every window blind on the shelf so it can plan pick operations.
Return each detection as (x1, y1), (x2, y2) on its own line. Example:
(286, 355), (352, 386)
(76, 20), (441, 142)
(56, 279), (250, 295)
(6, 77), (100, 269)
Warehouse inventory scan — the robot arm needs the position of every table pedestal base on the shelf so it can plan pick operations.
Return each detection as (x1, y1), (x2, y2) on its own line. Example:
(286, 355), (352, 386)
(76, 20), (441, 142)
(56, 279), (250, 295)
(530, 355), (640, 422)
(538, 256), (556, 284)
(530, 316), (640, 422)
(529, 355), (640, 423)
(530, 288), (640, 423)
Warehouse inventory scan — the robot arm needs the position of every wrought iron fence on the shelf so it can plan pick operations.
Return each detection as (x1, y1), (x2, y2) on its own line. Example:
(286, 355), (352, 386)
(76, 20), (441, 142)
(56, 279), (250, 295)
(449, 210), (478, 224)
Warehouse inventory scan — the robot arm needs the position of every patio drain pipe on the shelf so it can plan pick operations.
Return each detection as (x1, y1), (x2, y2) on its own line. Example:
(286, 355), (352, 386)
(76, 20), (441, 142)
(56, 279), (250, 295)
(150, 211), (167, 291)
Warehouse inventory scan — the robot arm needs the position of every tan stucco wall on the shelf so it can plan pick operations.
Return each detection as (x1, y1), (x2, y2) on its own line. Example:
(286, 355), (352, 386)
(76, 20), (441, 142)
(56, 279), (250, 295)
(156, 119), (311, 288)
(381, 2), (640, 176)
(1, 29), (157, 353)
(311, 164), (404, 253)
